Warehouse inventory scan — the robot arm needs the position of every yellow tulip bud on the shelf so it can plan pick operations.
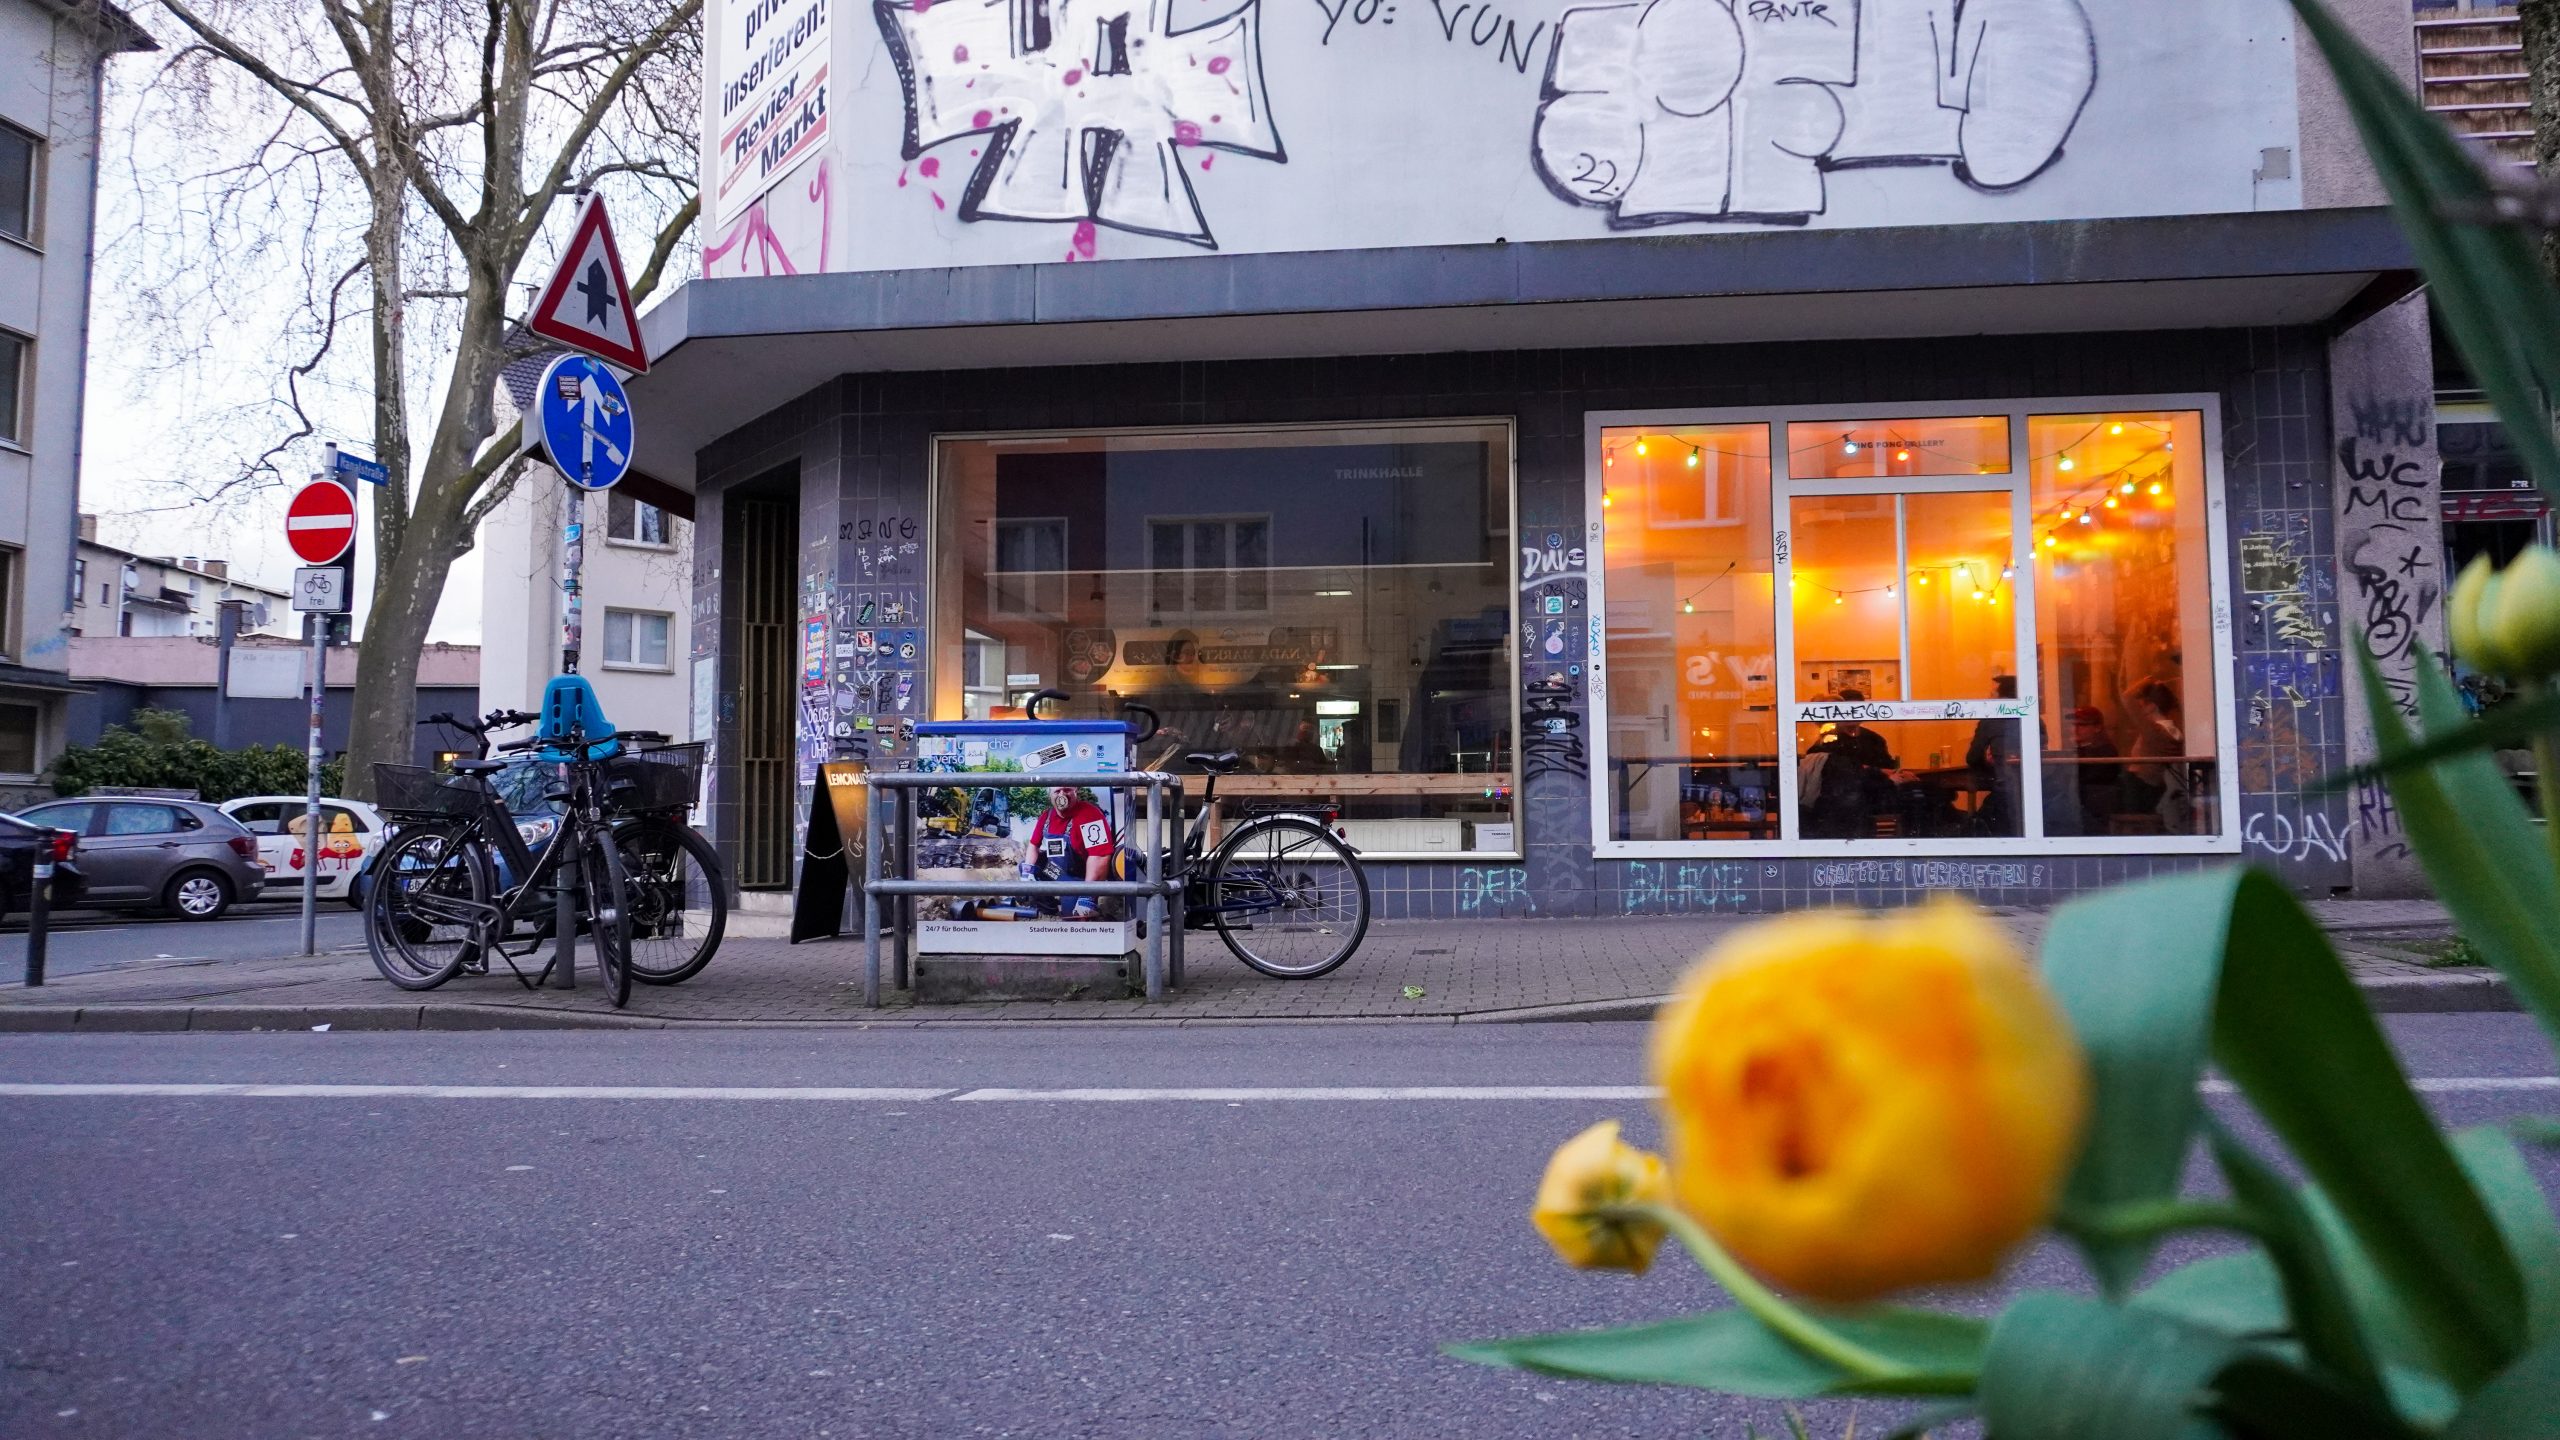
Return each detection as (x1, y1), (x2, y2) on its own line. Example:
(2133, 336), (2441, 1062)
(2488, 545), (2560, 678)
(2450, 552), (2514, 677)
(1649, 899), (2087, 1303)
(1530, 1120), (1672, 1275)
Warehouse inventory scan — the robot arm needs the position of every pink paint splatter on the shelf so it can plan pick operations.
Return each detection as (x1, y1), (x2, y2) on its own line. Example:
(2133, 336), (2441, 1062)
(1172, 120), (1202, 146)
(933, 192), (947, 210)
(918, 157), (941, 178)
(1207, 55), (1232, 74)
(896, 166), (908, 187)
(953, 43), (969, 61)
(910, 0), (930, 11)
(1071, 220), (1097, 259)
(1201, 154), (1214, 170)
(1063, 68), (1083, 85)
(972, 108), (993, 126)
(1211, 114), (1222, 123)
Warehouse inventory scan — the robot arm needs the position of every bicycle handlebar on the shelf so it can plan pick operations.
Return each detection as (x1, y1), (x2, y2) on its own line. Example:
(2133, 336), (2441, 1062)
(1024, 689), (1162, 743)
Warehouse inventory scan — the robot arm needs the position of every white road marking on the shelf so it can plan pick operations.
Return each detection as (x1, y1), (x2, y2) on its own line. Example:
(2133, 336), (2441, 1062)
(0, 1079), (2547, 1101)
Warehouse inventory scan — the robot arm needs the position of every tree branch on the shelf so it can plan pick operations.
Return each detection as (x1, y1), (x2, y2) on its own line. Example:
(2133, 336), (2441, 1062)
(458, 449), (534, 538)
(516, 0), (703, 245)
(628, 191), (697, 306)
(155, 0), (373, 181)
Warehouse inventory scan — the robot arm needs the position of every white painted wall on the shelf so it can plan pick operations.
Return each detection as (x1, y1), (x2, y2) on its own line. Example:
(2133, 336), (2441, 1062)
(701, 0), (2381, 276)
(479, 464), (694, 742)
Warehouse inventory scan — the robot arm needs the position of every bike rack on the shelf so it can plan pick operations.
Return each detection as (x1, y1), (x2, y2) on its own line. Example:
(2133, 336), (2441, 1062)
(854, 770), (1188, 1007)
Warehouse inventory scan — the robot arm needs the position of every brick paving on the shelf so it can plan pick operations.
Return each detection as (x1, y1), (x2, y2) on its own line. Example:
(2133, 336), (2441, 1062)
(0, 897), (2490, 1029)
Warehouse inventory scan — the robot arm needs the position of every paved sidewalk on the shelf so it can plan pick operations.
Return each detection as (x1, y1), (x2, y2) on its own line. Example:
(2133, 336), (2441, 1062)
(0, 897), (2505, 1031)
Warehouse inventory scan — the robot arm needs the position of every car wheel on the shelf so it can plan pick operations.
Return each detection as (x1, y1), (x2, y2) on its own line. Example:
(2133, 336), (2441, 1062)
(163, 869), (234, 921)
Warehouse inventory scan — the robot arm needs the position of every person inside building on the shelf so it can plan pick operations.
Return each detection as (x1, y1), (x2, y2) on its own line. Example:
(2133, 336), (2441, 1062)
(2120, 679), (2192, 833)
(1800, 689), (1901, 838)
(2044, 704), (2124, 835)
(1964, 675), (2026, 835)
(1020, 784), (1117, 919)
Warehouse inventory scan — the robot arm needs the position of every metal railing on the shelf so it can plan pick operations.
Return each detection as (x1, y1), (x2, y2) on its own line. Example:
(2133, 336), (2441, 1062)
(854, 771), (1188, 1006)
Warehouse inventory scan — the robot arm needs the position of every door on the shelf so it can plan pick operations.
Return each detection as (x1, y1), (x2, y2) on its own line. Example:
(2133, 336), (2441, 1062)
(1779, 485), (2036, 843)
(79, 802), (193, 903)
(733, 491), (798, 889)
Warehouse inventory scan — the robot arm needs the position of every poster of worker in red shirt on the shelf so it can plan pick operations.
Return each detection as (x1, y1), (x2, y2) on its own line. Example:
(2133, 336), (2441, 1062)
(911, 720), (1136, 957)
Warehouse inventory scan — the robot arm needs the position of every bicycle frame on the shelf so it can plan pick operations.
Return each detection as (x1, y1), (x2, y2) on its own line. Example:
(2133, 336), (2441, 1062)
(393, 753), (608, 955)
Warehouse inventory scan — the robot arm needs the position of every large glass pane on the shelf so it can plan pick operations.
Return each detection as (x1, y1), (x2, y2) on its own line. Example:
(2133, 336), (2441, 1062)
(935, 424), (1515, 855)
(1794, 719), (2025, 840)
(1599, 424), (1777, 842)
(1789, 495), (1902, 702)
(1787, 416), (2010, 480)
(2028, 411), (2220, 838)
(1904, 490), (2018, 702)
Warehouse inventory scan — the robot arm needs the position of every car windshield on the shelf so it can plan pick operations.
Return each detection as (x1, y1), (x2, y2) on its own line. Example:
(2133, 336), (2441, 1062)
(491, 761), (563, 817)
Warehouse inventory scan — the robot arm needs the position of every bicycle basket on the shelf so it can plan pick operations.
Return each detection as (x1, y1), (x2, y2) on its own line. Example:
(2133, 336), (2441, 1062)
(373, 764), (487, 819)
(603, 743), (703, 813)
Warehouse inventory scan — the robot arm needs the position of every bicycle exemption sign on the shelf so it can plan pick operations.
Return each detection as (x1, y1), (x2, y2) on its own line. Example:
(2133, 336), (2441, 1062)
(291, 566), (350, 613)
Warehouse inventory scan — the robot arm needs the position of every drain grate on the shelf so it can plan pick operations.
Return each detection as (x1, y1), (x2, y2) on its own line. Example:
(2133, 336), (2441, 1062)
(1413, 947), (1454, 956)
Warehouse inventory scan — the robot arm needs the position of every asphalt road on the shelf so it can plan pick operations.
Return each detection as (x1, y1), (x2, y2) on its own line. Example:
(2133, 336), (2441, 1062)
(0, 904), (366, 980)
(2, 1017), (2554, 1439)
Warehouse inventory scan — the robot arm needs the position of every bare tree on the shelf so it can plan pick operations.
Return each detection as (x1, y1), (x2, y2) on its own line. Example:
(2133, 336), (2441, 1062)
(124, 0), (700, 796)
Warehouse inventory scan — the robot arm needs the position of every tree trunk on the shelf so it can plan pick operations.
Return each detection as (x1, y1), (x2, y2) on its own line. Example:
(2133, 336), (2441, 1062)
(2523, 0), (2560, 286)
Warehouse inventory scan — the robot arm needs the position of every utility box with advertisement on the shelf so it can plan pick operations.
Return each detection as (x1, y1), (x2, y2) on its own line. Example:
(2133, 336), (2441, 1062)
(911, 720), (1136, 960)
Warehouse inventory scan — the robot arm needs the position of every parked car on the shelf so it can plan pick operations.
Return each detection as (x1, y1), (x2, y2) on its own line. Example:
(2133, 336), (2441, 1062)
(0, 811), (84, 915)
(220, 797), (387, 905)
(14, 798), (267, 921)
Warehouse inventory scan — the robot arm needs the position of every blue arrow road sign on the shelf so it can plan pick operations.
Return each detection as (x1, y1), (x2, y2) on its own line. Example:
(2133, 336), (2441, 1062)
(533, 354), (634, 491)
(332, 451), (390, 486)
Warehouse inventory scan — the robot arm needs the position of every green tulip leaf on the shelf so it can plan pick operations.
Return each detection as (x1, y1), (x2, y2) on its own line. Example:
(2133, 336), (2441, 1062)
(2042, 867), (2526, 1388)
(1977, 1292), (2238, 1440)
(2444, 1332), (2560, 1439)
(2453, 1126), (2560, 1342)
(2204, 1118), (2386, 1402)
(1443, 1305), (1984, 1398)
(2135, 1252), (2287, 1338)
(2354, 646), (2560, 1035)
(2290, 0), (2560, 504)
(2317, 692), (2560, 792)
(2208, 1352), (2426, 1440)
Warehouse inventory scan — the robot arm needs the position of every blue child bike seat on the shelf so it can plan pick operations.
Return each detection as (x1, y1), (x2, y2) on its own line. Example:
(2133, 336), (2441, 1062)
(537, 674), (621, 761)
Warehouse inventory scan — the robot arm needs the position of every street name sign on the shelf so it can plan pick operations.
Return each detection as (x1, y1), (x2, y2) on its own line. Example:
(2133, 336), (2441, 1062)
(535, 354), (635, 491)
(527, 193), (649, 373)
(285, 480), (358, 565)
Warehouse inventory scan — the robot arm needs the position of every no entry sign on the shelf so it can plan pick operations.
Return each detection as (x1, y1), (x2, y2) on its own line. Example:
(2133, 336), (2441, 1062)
(286, 480), (358, 565)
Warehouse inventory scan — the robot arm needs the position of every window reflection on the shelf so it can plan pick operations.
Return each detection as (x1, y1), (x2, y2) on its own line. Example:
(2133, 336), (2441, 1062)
(1787, 416), (2011, 480)
(936, 425), (1517, 854)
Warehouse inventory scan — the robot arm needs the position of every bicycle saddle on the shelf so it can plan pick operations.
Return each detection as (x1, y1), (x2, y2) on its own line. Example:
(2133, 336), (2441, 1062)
(1186, 750), (1242, 774)
(449, 759), (505, 776)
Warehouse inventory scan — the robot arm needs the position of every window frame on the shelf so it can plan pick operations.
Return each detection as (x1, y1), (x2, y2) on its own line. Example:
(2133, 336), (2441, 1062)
(988, 515), (1070, 620)
(603, 490), (674, 549)
(1143, 513), (1274, 617)
(1585, 394), (2241, 860)
(0, 118), (37, 248)
(0, 328), (27, 450)
(928, 416), (1525, 862)
(599, 606), (675, 671)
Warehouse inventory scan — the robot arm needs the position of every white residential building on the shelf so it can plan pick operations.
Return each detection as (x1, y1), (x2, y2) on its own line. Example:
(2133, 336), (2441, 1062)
(479, 348), (693, 738)
(71, 515), (296, 638)
(0, 0), (151, 799)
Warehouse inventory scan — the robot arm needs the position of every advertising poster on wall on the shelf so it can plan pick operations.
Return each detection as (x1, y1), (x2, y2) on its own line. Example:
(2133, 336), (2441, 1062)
(710, 0), (831, 229)
(911, 720), (1136, 958)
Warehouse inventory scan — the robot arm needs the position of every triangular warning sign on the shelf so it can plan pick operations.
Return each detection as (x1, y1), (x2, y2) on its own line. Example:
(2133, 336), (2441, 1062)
(527, 193), (649, 373)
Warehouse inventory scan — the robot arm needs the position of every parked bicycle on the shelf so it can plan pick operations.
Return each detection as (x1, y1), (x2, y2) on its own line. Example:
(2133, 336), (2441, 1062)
(367, 713), (637, 1005)
(1023, 692), (1371, 979)
(407, 708), (726, 986)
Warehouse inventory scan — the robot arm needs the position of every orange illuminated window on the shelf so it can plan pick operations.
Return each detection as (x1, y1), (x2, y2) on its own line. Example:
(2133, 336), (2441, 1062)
(1787, 416), (2010, 480)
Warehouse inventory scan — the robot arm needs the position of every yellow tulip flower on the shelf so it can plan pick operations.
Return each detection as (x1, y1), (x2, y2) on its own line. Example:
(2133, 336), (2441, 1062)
(2451, 545), (2560, 681)
(1648, 900), (2087, 1302)
(1531, 1120), (1672, 1275)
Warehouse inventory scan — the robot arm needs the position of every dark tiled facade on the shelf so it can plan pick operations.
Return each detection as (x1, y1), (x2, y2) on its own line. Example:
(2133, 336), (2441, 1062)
(691, 328), (2350, 917)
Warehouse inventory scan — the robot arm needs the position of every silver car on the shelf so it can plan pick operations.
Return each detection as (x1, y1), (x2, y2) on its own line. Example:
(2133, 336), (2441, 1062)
(14, 798), (269, 921)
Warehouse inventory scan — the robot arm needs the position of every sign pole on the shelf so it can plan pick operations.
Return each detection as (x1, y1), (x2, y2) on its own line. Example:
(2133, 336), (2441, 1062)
(302, 604), (327, 957)
(551, 476), (584, 990)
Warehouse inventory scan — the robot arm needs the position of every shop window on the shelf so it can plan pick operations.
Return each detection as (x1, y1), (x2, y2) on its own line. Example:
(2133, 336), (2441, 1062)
(2028, 411), (2220, 839)
(936, 423), (1516, 855)
(601, 608), (672, 668)
(606, 491), (670, 545)
(991, 518), (1068, 617)
(1787, 415), (2010, 481)
(0, 701), (34, 776)
(1598, 424), (1777, 842)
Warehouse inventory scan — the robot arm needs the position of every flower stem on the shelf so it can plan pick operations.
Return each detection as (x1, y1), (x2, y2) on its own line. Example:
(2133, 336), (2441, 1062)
(2532, 684), (2560, 886)
(1604, 1203), (1924, 1386)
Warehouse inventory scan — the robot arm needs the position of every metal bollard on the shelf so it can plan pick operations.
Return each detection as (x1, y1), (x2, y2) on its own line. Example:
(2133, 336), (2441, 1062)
(23, 833), (54, 987)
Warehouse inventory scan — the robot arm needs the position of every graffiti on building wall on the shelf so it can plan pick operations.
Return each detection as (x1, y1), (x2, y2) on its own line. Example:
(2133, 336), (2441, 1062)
(876, 0), (1288, 249)
(2334, 392), (2439, 720)
(703, 158), (836, 277)
(1458, 865), (1530, 912)
(2241, 806), (2346, 866)
(1533, 0), (2097, 227)
(1806, 859), (2045, 889)
(1622, 860), (1751, 913)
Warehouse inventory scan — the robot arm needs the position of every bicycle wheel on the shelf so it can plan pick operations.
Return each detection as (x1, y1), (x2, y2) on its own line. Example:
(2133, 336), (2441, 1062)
(365, 827), (490, 991)
(581, 829), (633, 1008)
(1206, 817), (1370, 979)
(617, 818), (727, 985)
